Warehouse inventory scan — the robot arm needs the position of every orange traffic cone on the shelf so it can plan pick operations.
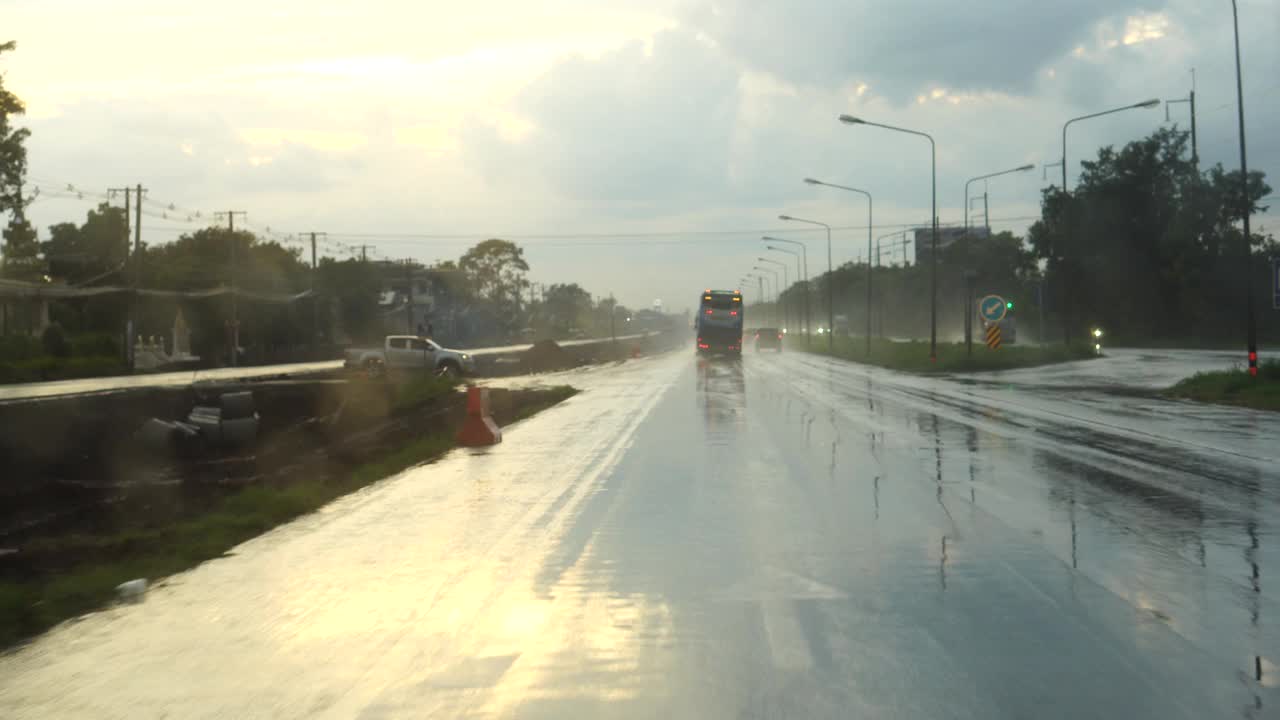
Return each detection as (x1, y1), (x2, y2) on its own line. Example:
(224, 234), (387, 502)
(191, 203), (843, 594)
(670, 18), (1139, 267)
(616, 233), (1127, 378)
(457, 385), (502, 446)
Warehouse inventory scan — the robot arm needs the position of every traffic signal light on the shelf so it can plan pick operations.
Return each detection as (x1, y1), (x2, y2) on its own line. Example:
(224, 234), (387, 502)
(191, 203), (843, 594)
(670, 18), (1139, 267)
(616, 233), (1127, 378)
(1006, 301), (1014, 310)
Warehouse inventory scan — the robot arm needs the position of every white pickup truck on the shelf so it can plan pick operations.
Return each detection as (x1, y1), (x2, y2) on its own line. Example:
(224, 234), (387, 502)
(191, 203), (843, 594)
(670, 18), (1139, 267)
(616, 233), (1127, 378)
(343, 336), (477, 377)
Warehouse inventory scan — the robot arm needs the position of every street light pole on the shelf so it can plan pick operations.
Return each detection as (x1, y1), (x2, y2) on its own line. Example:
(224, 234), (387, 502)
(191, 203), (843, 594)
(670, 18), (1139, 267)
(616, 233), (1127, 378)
(804, 178), (873, 356)
(1061, 99), (1160, 192)
(763, 236), (809, 346)
(754, 265), (780, 327)
(758, 257), (789, 332)
(839, 115), (937, 359)
(1059, 98), (1160, 344)
(964, 165), (1034, 232)
(779, 215), (833, 351)
(764, 244), (802, 342)
(1231, 0), (1257, 377)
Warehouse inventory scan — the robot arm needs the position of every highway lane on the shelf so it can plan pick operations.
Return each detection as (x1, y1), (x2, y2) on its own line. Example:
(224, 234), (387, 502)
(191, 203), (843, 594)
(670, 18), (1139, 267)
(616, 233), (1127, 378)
(1, 348), (1277, 718)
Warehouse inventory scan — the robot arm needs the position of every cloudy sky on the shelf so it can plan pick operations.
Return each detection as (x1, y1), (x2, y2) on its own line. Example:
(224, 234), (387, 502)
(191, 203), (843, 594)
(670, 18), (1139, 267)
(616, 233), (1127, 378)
(6, 0), (1279, 311)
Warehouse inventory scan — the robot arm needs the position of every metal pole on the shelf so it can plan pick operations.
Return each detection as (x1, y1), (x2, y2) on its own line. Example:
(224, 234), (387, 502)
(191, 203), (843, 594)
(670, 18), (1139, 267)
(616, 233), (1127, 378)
(217, 210), (246, 366)
(929, 135), (937, 360)
(777, 216), (832, 350)
(1232, 0), (1257, 376)
(864, 197), (872, 356)
(1190, 88), (1198, 166)
(405, 259), (414, 334)
(765, 237), (810, 346)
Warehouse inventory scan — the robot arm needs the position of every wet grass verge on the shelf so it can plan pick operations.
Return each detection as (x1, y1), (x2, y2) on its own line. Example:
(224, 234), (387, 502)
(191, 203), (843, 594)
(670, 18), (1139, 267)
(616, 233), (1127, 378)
(1166, 360), (1280, 411)
(0, 381), (578, 649)
(793, 335), (1097, 373)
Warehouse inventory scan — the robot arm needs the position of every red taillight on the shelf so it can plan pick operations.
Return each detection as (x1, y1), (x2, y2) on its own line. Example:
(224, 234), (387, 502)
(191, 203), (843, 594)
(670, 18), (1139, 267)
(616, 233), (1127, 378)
(730, 310), (738, 316)
(706, 309), (713, 315)
(698, 343), (710, 349)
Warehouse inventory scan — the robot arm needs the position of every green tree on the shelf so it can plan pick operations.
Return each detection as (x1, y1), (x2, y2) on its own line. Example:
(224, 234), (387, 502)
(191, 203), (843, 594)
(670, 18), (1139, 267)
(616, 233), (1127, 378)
(41, 203), (129, 284)
(542, 283), (593, 333)
(458, 238), (530, 325)
(0, 41), (29, 220)
(1027, 127), (1273, 343)
(1, 203), (42, 281)
(317, 257), (381, 343)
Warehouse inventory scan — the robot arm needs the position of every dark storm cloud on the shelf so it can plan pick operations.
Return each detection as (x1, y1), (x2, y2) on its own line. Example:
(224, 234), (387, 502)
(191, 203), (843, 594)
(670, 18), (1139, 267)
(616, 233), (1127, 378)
(684, 0), (1158, 101)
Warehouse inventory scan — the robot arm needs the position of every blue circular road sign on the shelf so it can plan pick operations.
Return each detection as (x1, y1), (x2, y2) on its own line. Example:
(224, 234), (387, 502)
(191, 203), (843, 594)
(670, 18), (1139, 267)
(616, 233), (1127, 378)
(979, 295), (1007, 323)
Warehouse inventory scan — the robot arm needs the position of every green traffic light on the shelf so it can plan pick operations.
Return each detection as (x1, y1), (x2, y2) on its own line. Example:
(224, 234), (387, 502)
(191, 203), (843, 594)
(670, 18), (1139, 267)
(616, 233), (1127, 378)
(1006, 301), (1014, 309)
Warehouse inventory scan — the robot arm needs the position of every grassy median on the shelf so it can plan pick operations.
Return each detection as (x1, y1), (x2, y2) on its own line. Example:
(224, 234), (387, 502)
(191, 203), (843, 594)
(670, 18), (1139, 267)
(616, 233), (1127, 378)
(0, 379), (578, 648)
(793, 335), (1097, 373)
(1167, 360), (1280, 411)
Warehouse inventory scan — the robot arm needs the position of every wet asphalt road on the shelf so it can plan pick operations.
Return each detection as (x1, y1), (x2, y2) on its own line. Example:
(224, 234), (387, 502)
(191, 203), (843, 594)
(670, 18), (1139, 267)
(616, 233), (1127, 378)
(1, 348), (1278, 718)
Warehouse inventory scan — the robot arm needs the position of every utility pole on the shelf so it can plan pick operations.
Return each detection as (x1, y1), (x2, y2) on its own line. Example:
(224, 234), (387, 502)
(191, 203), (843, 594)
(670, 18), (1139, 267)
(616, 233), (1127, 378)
(109, 187), (134, 368)
(355, 244), (373, 262)
(610, 293), (617, 345)
(404, 259), (415, 334)
(305, 232), (327, 355)
(1165, 70), (1199, 166)
(1230, 0), (1257, 377)
(215, 211), (247, 366)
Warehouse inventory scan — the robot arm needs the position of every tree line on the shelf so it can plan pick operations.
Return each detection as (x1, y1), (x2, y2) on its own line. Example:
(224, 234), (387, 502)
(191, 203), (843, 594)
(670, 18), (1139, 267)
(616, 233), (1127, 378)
(0, 41), (649, 368)
(766, 127), (1275, 347)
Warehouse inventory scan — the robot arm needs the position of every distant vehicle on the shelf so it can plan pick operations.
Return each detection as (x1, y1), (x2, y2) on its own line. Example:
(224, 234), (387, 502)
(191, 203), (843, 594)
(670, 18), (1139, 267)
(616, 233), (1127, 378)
(754, 327), (783, 352)
(833, 314), (851, 336)
(344, 335), (476, 377)
(695, 289), (743, 356)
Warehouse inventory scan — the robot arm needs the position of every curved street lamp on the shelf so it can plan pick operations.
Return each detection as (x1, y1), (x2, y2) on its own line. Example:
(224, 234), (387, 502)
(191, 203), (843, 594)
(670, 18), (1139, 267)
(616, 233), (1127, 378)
(779, 215), (834, 351)
(1058, 99), (1159, 344)
(839, 114), (938, 359)
(753, 265), (780, 327)
(758, 257), (790, 332)
(1061, 99), (1159, 191)
(964, 164), (1034, 231)
(764, 244), (803, 341)
(762, 236), (809, 345)
(805, 177), (874, 355)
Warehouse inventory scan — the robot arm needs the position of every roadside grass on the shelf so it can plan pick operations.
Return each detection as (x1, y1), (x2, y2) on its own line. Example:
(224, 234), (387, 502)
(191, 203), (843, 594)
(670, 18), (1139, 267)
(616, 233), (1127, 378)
(0, 384), (579, 649)
(1167, 360), (1280, 411)
(390, 373), (459, 413)
(792, 335), (1096, 373)
(0, 356), (126, 384)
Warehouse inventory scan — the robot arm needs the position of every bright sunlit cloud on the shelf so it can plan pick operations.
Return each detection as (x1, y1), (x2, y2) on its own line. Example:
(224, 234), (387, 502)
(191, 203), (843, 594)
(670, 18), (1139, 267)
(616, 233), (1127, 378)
(4, 0), (1277, 309)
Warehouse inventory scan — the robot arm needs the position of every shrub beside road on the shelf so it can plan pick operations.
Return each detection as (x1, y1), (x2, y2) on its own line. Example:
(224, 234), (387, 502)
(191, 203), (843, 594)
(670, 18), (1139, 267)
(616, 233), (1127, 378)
(1167, 360), (1280, 411)
(793, 335), (1096, 373)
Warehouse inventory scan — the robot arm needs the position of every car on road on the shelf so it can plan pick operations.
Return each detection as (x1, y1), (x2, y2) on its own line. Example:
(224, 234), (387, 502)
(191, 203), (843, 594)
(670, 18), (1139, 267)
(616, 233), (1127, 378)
(754, 327), (783, 352)
(343, 335), (477, 377)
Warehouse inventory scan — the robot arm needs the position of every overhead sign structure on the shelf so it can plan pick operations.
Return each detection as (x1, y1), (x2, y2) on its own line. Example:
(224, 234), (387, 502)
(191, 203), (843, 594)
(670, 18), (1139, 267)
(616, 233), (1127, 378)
(978, 295), (1008, 323)
(1273, 257), (1279, 310)
(985, 324), (1002, 350)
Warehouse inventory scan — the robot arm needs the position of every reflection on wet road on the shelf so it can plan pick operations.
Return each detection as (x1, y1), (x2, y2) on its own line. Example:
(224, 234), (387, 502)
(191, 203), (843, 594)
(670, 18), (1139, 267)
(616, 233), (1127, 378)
(2, 349), (1278, 718)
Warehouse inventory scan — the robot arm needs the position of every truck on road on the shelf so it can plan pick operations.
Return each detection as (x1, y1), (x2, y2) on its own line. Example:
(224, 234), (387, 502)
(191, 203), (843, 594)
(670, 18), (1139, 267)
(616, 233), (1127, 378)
(344, 336), (477, 377)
